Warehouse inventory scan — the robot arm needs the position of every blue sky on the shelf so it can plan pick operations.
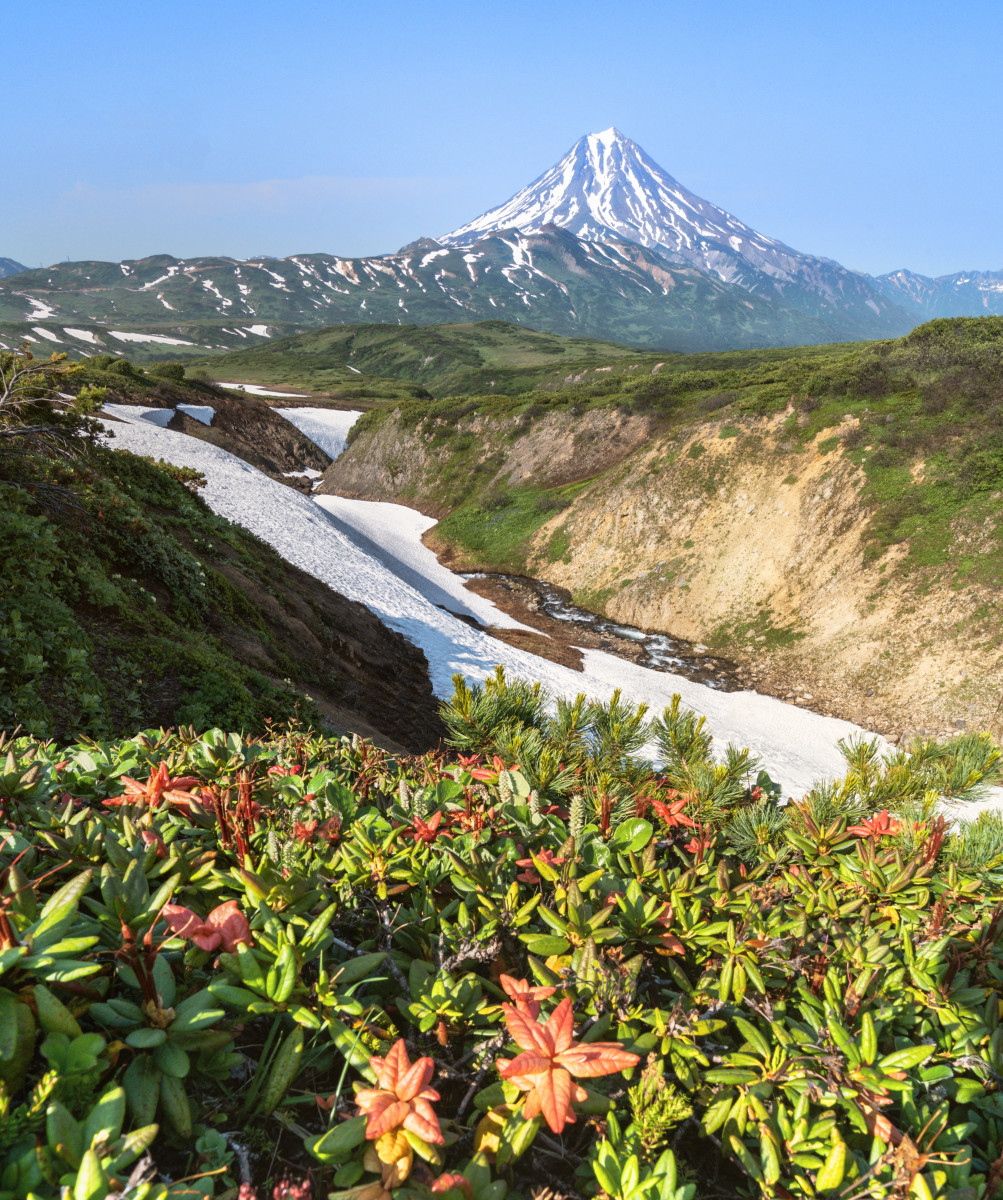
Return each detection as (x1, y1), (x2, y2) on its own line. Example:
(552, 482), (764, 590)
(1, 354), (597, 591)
(6, 0), (1002, 275)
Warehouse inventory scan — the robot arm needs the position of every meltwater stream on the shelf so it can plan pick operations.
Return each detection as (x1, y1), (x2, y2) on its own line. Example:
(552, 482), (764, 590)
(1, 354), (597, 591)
(466, 573), (740, 689)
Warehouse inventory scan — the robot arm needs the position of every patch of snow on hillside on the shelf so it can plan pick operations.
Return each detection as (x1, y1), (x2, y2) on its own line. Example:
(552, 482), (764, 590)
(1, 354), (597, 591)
(316, 495), (538, 635)
(22, 296), (57, 321)
(92, 418), (901, 799)
(177, 404), (214, 425)
(275, 407), (361, 459)
(283, 468), (324, 480)
(102, 403), (174, 427)
(217, 382), (309, 398)
(110, 332), (194, 346)
(31, 327), (63, 342)
(63, 328), (99, 344)
(244, 324), (270, 337)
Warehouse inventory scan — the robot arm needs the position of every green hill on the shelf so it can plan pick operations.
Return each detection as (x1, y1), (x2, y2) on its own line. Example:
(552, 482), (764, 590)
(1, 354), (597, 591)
(193, 318), (862, 400)
(0, 354), (440, 749)
(323, 316), (1003, 740)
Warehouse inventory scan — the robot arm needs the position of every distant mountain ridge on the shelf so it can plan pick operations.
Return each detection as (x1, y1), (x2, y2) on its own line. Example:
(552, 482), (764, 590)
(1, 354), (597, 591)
(3, 128), (1003, 353)
(0, 258), (27, 279)
(0, 228), (843, 357)
(872, 267), (1003, 318)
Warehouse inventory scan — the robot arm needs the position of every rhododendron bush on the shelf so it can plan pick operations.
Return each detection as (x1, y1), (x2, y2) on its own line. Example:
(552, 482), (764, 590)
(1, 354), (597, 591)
(0, 693), (1001, 1200)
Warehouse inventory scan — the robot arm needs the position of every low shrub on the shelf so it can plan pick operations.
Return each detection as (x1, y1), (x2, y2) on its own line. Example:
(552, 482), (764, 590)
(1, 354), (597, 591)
(2, 679), (998, 1200)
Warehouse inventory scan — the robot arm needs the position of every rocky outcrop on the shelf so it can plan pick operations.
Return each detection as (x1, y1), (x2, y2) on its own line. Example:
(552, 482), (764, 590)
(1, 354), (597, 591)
(318, 406), (653, 513)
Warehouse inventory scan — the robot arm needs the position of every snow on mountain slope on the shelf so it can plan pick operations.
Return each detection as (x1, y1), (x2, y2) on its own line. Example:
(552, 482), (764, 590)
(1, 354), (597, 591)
(873, 267), (1003, 318)
(445, 128), (794, 271)
(443, 128), (908, 337)
(0, 231), (837, 352)
(274, 407), (361, 459)
(96, 407), (891, 798)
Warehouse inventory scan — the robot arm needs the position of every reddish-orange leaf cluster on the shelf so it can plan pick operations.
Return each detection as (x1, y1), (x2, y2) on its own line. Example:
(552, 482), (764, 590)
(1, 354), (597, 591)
(496, 997), (639, 1133)
(653, 904), (685, 956)
(515, 848), (564, 885)
(431, 1175), (473, 1197)
(499, 974), (556, 1020)
(848, 809), (901, 840)
(293, 816), (341, 844)
(103, 761), (200, 814)
(162, 899), (253, 954)
(406, 811), (450, 845)
(355, 1039), (444, 1145)
(682, 831), (714, 861)
(469, 756), (515, 782)
(140, 829), (168, 859)
(650, 794), (697, 830)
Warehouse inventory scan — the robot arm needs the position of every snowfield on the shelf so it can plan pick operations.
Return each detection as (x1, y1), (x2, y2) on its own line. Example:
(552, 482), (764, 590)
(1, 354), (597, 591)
(177, 404), (215, 426)
(109, 331), (195, 346)
(98, 406), (896, 800)
(217, 383), (310, 398)
(315, 495), (538, 636)
(274, 408), (361, 460)
(102, 403), (174, 427)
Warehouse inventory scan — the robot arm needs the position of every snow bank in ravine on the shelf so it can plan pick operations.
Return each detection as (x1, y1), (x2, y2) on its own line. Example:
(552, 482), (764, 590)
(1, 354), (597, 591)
(274, 407), (361, 460)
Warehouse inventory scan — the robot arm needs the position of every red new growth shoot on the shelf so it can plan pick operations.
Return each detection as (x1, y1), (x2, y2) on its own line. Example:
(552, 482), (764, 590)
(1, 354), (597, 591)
(497, 997), (639, 1133)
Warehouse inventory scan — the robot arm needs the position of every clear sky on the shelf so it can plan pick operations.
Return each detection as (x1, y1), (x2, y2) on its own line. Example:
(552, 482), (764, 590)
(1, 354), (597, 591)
(5, 0), (1002, 276)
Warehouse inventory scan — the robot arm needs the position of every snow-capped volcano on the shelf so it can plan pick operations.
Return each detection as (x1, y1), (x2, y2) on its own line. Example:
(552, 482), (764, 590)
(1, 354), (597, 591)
(443, 127), (794, 275)
(443, 128), (907, 336)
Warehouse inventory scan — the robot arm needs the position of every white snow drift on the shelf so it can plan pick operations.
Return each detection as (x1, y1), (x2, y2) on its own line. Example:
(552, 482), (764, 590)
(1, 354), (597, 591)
(275, 408), (361, 460)
(218, 382), (310, 398)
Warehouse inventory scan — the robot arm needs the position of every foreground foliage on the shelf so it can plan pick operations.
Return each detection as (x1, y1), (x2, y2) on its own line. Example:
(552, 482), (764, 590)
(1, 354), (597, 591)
(0, 681), (1002, 1200)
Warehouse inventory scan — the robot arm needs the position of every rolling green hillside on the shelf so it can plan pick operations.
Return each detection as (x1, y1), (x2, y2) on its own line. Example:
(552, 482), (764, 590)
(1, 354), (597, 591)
(192, 320), (645, 395)
(0, 359), (440, 748)
(194, 318), (863, 399)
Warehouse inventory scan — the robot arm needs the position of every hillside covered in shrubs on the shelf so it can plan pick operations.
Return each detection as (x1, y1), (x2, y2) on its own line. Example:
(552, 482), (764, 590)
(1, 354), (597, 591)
(0, 673), (1002, 1200)
(0, 348), (439, 749)
(324, 317), (1003, 739)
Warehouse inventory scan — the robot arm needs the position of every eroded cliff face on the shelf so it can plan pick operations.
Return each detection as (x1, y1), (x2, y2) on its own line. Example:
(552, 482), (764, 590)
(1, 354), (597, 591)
(322, 407), (1002, 742)
(320, 406), (654, 513)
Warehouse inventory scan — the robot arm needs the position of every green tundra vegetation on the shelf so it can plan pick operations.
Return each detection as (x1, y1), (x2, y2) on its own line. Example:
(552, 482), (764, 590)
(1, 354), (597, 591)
(0, 351), (425, 744)
(194, 320), (853, 403)
(0, 673), (1002, 1200)
(341, 316), (1003, 592)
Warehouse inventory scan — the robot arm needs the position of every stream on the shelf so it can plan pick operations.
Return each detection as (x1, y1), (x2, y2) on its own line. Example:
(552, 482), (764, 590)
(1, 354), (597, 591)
(466, 572), (741, 689)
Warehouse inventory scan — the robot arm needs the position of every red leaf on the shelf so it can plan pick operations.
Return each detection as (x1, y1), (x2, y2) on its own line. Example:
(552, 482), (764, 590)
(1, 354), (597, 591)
(501, 1004), (554, 1056)
(534, 1064), (574, 1133)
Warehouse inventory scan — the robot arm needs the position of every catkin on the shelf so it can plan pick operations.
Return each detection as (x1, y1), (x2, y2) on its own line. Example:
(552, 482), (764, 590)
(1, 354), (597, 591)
(569, 792), (585, 843)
